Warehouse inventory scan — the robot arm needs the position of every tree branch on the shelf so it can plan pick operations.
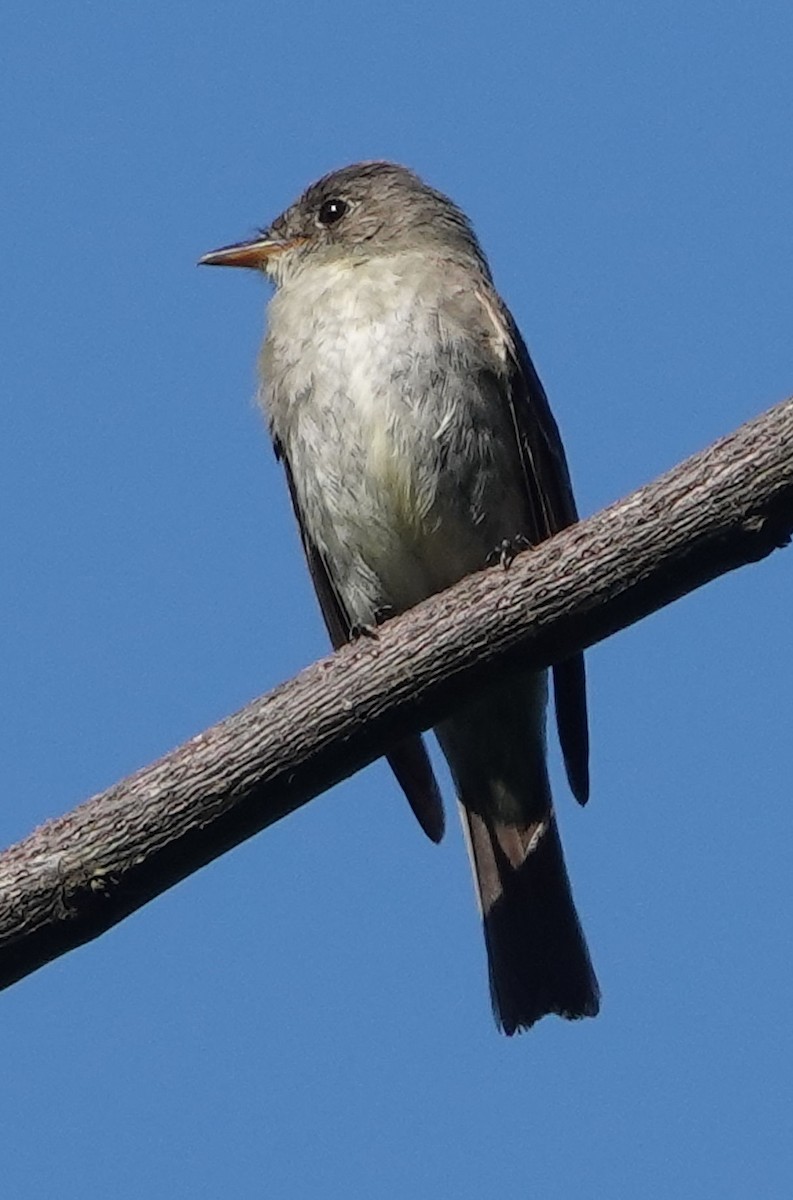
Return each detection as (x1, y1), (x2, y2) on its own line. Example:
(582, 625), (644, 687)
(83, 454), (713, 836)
(2, 396), (792, 991)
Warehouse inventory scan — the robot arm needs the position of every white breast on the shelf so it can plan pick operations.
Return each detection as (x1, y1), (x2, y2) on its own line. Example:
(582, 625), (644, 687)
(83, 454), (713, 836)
(265, 255), (446, 523)
(259, 253), (524, 620)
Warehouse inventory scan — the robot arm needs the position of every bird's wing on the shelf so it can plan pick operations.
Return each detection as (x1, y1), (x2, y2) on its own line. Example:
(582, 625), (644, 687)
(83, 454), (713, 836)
(476, 290), (590, 805)
(275, 440), (445, 843)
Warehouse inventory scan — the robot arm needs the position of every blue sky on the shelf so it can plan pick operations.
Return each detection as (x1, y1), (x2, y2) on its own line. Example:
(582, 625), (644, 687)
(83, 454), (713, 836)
(2, 2), (792, 1196)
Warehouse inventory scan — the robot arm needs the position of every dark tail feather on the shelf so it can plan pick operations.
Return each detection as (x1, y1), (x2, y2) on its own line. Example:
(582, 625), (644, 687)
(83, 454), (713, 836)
(387, 736), (445, 844)
(464, 808), (600, 1034)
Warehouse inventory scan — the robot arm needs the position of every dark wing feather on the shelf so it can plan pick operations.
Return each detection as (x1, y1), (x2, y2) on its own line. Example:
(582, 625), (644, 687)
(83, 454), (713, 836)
(275, 441), (445, 842)
(498, 314), (590, 806)
(277, 444), (350, 652)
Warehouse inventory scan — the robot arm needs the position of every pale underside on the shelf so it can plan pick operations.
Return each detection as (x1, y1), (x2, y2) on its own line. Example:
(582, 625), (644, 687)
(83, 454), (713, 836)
(262, 252), (530, 626)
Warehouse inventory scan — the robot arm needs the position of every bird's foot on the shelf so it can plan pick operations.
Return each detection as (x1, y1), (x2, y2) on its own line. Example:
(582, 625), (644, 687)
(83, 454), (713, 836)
(350, 621), (378, 641)
(350, 605), (395, 641)
(486, 534), (533, 570)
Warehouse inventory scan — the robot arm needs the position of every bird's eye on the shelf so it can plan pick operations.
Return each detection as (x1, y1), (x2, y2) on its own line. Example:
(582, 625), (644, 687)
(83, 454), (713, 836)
(317, 198), (348, 226)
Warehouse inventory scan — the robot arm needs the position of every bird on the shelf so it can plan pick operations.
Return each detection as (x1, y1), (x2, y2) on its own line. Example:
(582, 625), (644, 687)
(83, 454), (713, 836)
(200, 161), (599, 1033)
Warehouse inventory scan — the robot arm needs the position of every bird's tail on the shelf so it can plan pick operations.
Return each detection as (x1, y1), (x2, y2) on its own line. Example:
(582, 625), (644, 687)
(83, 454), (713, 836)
(462, 807), (599, 1033)
(436, 675), (599, 1033)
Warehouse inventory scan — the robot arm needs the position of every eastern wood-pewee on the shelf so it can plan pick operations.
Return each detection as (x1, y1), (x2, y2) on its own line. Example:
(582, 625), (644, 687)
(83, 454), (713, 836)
(201, 161), (600, 1033)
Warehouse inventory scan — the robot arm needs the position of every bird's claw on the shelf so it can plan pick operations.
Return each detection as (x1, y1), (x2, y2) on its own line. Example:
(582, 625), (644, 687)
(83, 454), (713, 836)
(350, 606), (395, 641)
(486, 534), (532, 570)
(350, 621), (379, 641)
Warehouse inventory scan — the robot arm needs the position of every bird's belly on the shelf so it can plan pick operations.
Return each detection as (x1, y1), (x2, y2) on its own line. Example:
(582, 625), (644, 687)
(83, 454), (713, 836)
(267, 276), (527, 623)
(287, 381), (524, 624)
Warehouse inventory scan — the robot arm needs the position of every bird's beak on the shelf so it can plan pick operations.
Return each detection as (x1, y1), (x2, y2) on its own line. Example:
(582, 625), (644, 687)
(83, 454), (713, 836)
(198, 235), (300, 269)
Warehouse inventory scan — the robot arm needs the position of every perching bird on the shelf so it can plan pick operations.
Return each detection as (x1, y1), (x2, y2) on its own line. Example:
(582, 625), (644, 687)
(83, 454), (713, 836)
(200, 161), (599, 1033)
